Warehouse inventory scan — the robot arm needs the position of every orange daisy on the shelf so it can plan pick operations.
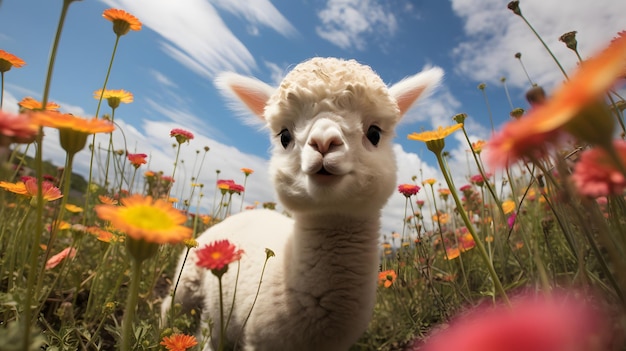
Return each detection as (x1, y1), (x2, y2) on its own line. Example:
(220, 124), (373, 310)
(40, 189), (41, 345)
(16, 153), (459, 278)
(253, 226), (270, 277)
(98, 194), (118, 205)
(378, 269), (397, 288)
(93, 89), (133, 109)
(241, 167), (254, 176)
(18, 97), (60, 111)
(33, 111), (115, 134)
(95, 194), (192, 244)
(160, 333), (198, 351)
(0, 49), (25, 72)
(422, 178), (437, 186)
(102, 8), (142, 36)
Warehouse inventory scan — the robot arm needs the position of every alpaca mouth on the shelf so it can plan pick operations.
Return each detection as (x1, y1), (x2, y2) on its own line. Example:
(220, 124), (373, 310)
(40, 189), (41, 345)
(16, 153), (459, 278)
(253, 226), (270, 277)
(316, 166), (332, 176)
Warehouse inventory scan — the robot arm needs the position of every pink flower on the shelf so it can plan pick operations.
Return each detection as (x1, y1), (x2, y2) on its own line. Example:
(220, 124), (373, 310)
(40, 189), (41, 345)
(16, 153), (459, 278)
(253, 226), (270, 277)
(571, 140), (626, 197)
(0, 110), (39, 146)
(170, 128), (194, 144)
(127, 152), (148, 168)
(417, 293), (611, 351)
(398, 184), (421, 197)
(507, 212), (517, 229)
(45, 247), (76, 269)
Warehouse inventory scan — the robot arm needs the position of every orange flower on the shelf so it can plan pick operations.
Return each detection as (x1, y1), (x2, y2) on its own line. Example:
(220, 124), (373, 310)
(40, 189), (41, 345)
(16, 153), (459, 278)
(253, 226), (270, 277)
(241, 167), (254, 176)
(102, 8), (142, 36)
(98, 194), (118, 205)
(127, 153), (148, 168)
(95, 194), (192, 244)
(0, 181), (29, 196)
(34, 111), (115, 134)
(487, 32), (626, 169)
(93, 89), (133, 109)
(378, 269), (397, 288)
(0, 49), (25, 72)
(45, 247), (76, 270)
(18, 97), (60, 111)
(160, 333), (198, 351)
(196, 239), (244, 275)
(502, 200), (516, 215)
(471, 140), (486, 154)
(445, 247), (460, 260)
(1, 177), (62, 202)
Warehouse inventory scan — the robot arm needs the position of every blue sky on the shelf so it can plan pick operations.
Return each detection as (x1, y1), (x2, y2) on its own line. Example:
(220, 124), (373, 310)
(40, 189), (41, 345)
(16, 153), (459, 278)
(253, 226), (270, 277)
(1, 0), (624, 232)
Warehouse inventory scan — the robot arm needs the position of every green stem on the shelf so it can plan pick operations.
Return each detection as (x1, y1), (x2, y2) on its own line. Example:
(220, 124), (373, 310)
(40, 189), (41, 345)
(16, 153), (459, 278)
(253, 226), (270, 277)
(217, 276), (225, 351)
(121, 258), (143, 351)
(519, 14), (569, 79)
(169, 247), (192, 323)
(435, 151), (510, 305)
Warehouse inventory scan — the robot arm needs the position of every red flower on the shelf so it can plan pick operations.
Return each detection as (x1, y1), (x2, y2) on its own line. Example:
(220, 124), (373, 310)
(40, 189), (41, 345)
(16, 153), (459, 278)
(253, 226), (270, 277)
(160, 333), (198, 351)
(196, 239), (244, 276)
(571, 140), (626, 197)
(229, 183), (245, 194)
(419, 294), (611, 351)
(127, 153), (148, 168)
(170, 128), (194, 144)
(45, 247), (76, 270)
(398, 184), (420, 197)
(378, 269), (397, 288)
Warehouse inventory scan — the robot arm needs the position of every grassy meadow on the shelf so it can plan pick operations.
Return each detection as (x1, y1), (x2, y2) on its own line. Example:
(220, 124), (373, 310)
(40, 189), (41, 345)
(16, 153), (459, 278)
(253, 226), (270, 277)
(1, 2), (625, 350)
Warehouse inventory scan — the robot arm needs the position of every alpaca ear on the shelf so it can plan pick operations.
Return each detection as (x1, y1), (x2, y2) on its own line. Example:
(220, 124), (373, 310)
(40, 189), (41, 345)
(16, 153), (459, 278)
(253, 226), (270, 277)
(388, 67), (444, 118)
(214, 72), (276, 121)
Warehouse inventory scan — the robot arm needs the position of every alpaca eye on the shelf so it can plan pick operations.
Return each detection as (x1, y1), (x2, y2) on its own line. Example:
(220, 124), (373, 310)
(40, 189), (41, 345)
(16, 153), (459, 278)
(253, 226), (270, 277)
(366, 125), (381, 146)
(278, 129), (292, 149)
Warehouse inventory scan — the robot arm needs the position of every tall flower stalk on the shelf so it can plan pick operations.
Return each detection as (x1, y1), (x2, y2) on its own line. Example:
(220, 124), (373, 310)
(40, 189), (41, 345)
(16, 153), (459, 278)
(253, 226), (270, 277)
(409, 124), (510, 304)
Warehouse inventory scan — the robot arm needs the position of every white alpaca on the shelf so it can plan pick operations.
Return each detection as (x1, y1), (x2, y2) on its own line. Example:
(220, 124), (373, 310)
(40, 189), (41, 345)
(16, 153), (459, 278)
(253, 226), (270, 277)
(163, 57), (443, 351)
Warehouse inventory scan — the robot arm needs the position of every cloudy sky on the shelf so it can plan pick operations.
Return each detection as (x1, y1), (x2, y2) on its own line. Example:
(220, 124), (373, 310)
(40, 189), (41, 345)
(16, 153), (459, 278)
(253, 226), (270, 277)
(1, 0), (624, 233)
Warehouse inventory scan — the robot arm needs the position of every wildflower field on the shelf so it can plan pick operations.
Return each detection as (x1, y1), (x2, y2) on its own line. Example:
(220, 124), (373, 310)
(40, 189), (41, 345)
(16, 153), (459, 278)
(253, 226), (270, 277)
(1, 1), (626, 350)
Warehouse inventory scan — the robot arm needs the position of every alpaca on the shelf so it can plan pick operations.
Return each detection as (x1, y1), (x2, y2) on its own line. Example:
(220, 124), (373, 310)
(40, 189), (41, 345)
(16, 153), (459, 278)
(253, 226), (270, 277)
(162, 57), (443, 350)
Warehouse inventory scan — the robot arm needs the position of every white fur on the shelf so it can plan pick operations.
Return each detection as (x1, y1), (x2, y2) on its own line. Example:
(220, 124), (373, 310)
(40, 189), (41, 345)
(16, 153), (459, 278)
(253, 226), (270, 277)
(163, 58), (442, 350)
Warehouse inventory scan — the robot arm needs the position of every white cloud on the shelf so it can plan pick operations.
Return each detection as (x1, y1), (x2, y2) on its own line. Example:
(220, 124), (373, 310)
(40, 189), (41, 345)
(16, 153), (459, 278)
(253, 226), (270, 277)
(103, 0), (295, 76)
(316, 0), (398, 50)
(149, 69), (178, 88)
(209, 0), (297, 38)
(451, 0), (626, 90)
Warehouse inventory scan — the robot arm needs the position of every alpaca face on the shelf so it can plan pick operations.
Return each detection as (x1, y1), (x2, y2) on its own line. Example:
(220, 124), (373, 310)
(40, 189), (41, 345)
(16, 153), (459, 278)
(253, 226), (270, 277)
(267, 104), (399, 214)
(215, 57), (443, 214)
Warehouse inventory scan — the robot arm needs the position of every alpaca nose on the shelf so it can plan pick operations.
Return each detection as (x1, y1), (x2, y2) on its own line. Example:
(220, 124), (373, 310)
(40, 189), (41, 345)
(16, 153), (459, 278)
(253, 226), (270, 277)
(309, 134), (344, 155)
(308, 123), (345, 155)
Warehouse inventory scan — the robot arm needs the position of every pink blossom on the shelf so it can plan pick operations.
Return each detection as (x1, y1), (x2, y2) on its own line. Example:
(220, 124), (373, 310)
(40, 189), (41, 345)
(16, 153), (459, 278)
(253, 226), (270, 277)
(571, 141), (626, 197)
(417, 294), (612, 351)
(45, 247), (76, 270)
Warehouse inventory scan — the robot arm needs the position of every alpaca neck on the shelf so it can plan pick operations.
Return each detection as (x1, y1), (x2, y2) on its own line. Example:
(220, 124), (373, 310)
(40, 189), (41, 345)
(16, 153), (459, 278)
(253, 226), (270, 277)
(286, 211), (381, 293)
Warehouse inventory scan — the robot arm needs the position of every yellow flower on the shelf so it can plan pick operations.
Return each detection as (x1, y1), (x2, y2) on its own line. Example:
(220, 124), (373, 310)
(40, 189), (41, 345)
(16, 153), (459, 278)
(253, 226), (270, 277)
(102, 8), (142, 36)
(423, 178), (437, 186)
(408, 124), (463, 153)
(65, 204), (83, 213)
(93, 89), (133, 109)
(95, 194), (192, 245)
(502, 200), (516, 215)
(0, 49), (25, 73)
(0, 181), (29, 196)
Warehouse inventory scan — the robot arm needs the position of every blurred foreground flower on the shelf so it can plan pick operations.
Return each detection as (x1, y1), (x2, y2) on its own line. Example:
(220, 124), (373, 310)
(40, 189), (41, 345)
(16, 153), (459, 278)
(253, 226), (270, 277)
(160, 333), (198, 351)
(487, 32), (626, 169)
(95, 194), (192, 245)
(0, 49), (25, 72)
(0, 110), (39, 145)
(418, 293), (613, 351)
